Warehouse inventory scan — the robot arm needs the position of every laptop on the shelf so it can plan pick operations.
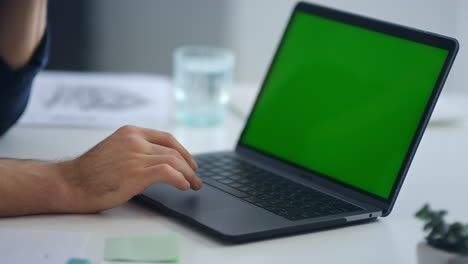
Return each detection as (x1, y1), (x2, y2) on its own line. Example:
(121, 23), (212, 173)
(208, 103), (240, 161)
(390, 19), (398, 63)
(138, 2), (459, 242)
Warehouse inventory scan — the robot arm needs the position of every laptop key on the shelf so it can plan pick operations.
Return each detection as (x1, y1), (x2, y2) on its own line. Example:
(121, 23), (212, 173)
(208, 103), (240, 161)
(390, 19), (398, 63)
(219, 179), (234, 184)
(228, 175), (242, 180)
(246, 190), (260, 196)
(228, 182), (243, 188)
(238, 186), (253, 192)
(202, 178), (250, 198)
(244, 197), (260, 203)
(254, 201), (271, 208)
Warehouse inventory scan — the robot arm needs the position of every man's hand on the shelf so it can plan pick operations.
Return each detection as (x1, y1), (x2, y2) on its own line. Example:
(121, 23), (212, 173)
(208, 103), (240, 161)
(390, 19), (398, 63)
(59, 125), (202, 213)
(0, 126), (202, 216)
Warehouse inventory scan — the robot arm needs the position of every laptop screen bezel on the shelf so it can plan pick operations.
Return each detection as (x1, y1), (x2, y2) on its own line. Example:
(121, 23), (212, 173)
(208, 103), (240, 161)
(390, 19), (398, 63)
(235, 1), (459, 216)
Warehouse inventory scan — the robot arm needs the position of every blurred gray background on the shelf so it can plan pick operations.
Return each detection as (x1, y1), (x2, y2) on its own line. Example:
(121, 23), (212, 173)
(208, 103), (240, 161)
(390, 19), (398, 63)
(47, 0), (467, 92)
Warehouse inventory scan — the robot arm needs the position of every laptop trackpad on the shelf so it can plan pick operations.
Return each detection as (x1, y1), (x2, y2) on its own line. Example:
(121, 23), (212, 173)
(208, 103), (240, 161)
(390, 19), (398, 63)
(142, 183), (251, 213)
(142, 184), (292, 236)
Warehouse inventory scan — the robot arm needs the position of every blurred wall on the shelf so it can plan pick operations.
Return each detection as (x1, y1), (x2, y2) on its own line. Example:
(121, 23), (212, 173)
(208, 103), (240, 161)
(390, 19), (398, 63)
(453, 0), (468, 92)
(223, 0), (461, 90)
(85, 0), (227, 76)
(47, 1), (92, 71)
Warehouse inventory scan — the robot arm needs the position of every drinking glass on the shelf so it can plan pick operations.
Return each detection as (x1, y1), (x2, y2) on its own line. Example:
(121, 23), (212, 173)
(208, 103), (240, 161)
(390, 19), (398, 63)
(173, 46), (235, 126)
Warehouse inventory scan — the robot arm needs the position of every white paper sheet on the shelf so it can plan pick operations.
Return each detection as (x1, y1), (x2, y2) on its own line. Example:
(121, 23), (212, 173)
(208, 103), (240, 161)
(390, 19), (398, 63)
(19, 71), (172, 129)
(0, 228), (89, 264)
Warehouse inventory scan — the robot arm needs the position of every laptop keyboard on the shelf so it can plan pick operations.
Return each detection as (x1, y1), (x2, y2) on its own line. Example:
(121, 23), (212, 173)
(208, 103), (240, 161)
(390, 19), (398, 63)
(195, 154), (362, 221)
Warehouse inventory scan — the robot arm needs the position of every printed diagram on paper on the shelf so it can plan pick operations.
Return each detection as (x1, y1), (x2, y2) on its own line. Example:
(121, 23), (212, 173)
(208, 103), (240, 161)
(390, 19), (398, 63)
(19, 71), (172, 129)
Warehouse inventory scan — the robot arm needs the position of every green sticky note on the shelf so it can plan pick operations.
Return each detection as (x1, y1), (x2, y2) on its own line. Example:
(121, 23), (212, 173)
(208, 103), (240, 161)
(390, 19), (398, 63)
(67, 259), (92, 264)
(104, 234), (179, 263)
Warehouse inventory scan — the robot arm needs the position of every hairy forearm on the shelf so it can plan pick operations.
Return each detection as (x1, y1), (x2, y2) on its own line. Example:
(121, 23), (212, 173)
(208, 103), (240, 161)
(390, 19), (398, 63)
(0, 158), (70, 217)
(0, 0), (48, 70)
(0, 126), (201, 217)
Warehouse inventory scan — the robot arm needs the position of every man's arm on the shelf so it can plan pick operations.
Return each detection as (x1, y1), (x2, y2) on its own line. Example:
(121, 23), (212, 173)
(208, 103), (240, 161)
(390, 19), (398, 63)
(0, 0), (49, 136)
(0, 126), (203, 217)
(0, 0), (47, 70)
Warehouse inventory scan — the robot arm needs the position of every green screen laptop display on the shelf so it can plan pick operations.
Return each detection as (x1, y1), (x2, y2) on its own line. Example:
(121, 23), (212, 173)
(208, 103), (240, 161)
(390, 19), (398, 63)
(240, 12), (449, 199)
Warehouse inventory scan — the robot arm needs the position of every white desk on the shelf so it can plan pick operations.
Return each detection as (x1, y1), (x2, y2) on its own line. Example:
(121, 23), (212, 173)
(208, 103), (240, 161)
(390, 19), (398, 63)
(0, 87), (468, 264)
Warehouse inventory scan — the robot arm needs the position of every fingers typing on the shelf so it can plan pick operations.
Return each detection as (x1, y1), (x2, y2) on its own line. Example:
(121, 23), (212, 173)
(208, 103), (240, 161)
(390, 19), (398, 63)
(145, 164), (191, 190)
(140, 128), (199, 170)
(143, 154), (202, 190)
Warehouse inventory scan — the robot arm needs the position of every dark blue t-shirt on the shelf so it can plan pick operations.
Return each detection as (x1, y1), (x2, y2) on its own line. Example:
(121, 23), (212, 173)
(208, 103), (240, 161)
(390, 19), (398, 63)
(0, 30), (49, 137)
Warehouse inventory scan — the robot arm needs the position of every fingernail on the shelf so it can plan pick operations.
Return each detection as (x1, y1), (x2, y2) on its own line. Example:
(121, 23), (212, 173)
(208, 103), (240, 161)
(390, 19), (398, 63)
(191, 176), (201, 190)
(184, 180), (191, 190)
(192, 159), (199, 170)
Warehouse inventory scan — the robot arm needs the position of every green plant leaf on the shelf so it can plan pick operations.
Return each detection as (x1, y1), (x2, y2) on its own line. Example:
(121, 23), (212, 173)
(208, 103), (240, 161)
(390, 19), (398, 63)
(415, 204), (431, 220)
(415, 204), (468, 256)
